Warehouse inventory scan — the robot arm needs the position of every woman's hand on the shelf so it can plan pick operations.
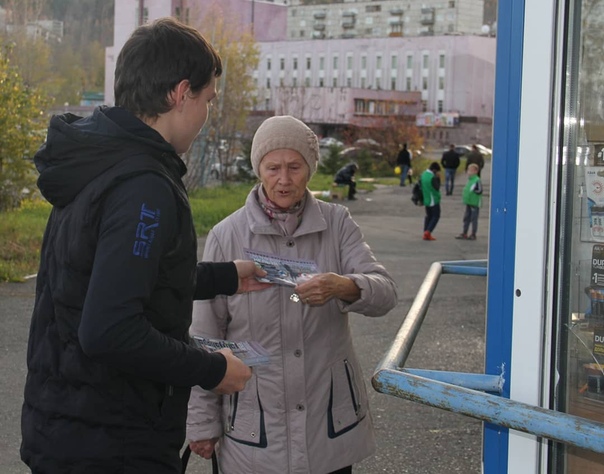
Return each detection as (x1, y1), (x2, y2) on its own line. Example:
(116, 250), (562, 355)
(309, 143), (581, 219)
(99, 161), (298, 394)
(294, 272), (360, 306)
(189, 438), (218, 459)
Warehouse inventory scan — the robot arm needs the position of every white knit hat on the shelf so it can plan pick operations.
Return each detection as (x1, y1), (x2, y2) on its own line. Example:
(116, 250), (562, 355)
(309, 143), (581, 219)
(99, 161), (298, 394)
(250, 115), (320, 178)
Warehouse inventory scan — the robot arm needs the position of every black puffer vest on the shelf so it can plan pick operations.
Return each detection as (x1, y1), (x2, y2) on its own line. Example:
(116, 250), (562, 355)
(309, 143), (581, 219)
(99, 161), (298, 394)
(21, 109), (198, 473)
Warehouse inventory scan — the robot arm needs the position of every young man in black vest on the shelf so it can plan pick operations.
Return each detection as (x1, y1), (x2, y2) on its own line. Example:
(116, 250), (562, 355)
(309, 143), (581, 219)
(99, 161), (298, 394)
(21, 18), (269, 473)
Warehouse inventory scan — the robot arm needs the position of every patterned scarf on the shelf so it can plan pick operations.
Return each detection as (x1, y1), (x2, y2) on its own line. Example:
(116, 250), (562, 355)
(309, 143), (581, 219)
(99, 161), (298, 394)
(256, 185), (307, 236)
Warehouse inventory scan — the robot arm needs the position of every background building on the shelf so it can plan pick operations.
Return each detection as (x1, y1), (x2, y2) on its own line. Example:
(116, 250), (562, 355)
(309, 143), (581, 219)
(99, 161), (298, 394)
(286, 0), (488, 40)
(254, 34), (494, 143)
(106, 0), (496, 146)
(105, 0), (287, 106)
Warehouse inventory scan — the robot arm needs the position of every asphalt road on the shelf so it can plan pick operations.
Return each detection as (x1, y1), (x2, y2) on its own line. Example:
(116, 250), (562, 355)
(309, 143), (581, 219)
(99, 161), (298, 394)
(1, 163), (489, 473)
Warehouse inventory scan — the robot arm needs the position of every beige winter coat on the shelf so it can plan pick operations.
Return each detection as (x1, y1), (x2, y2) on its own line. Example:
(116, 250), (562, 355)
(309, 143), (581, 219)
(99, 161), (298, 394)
(187, 187), (398, 473)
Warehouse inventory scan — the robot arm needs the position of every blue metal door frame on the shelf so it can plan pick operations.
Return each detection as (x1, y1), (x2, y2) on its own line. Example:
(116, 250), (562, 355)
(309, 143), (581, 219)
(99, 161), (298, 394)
(373, 1), (604, 471)
(484, 0), (525, 471)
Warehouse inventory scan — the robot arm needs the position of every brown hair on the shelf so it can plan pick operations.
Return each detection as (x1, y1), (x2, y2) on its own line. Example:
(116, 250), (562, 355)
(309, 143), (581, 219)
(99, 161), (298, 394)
(114, 17), (222, 120)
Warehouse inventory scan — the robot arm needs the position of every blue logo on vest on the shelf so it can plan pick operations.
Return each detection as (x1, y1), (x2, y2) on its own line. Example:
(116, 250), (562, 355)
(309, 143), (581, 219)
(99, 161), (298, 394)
(133, 203), (160, 259)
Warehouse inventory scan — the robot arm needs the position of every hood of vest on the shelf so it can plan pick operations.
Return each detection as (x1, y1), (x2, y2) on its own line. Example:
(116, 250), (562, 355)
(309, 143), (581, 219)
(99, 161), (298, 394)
(34, 106), (186, 208)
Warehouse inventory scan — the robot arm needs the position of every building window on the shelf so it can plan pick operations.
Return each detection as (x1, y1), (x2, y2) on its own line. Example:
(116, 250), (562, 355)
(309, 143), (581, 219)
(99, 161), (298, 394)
(423, 55), (429, 68)
(449, 1), (455, 7)
(407, 55), (413, 68)
(376, 78), (381, 90)
(141, 7), (149, 25)
(439, 77), (444, 89)
(439, 54), (445, 68)
(355, 99), (366, 113)
(422, 77), (428, 90)
(306, 57), (311, 69)
(347, 56), (353, 70)
(293, 58), (298, 70)
(377, 55), (382, 69)
(366, 5), (381, 12)
(391, 78), (396, 90)
(332, 77), (337, 87)
(279, 78), (284, 87)
(267, 78), (271, 88)
(406, 77), (412, 90)
(391, 55), (397, 69)
(347, 77), (352, 87)
(300, 30), (305, 37)
(319, 77), (324, 87)
(267, 58), (271, 70)
(293, 77), (297, 87)
(280, 58), (285, 70)
(391, 23), (403, 35)
(305, 77), (310, 87)
(361, 77), (366, 88)
(265, 98), (270, 109)
(438, 100), (443, 113)
(333, 55), (338, 69)
(422, 100), (427, 112)
(320, 56), (325, 70)
(361, 55), (367, 69)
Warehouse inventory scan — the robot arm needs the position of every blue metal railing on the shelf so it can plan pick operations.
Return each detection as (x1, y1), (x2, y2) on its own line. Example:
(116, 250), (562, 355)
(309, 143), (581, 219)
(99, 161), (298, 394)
(372, 259), (604, 454)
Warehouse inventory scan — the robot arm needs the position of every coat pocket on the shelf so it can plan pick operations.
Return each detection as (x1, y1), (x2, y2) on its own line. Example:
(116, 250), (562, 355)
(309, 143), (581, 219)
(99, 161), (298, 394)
(327, 358), (367, 438)
(223, 376), (267, 448)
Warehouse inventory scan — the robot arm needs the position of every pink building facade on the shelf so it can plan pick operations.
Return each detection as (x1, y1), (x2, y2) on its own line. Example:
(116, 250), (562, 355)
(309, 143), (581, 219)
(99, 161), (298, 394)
(105, 0), (495, 145)
(105, 0), (286, 105)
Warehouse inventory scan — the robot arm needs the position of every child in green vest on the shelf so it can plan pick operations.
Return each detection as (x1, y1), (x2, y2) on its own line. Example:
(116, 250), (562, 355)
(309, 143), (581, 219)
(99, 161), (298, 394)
(455, 163), (483, 240)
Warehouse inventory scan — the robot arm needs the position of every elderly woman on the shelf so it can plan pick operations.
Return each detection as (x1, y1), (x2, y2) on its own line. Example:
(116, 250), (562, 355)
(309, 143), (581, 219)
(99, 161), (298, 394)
(187, 115), (398, 474)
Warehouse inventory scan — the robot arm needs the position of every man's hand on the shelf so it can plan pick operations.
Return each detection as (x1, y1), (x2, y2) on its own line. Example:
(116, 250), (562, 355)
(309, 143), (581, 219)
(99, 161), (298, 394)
(233, 259), (272, 293)
(212, 348), (252, 395)
(189, 438), (218, 459)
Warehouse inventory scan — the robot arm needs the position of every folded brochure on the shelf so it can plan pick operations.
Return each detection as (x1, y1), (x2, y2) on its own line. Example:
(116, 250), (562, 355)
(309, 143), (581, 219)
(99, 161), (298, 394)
(244, 248), (319, 287)
(192, 335), (271, 367)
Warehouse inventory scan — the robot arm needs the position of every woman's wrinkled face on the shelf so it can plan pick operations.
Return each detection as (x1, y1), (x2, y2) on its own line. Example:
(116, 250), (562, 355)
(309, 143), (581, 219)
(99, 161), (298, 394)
(259, 149), (310, 209)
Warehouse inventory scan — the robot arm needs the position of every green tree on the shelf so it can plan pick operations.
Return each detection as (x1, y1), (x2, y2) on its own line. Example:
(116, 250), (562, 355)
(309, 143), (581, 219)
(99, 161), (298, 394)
(0, 44), (49, 210)
(0, 0), (112, 106)
(318, 145), (345, 176)
(181, 5), (260, 189)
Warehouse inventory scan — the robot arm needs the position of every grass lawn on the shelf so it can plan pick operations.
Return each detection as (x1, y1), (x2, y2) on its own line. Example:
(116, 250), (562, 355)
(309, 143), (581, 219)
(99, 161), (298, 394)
(0, 172), (400, 282)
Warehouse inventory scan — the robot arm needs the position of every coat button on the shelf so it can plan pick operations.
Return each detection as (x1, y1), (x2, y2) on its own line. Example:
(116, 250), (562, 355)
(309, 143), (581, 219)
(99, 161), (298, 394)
(250, 432), (256, 438)
(286, 239), (295, 247)
(294, 349), (302, 357)
(296, 404), (305, 411)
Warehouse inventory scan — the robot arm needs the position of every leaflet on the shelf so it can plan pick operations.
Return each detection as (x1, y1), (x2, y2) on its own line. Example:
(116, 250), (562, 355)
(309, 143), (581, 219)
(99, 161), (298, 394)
(244, 248), (319, 287)
(192, 335), (271, 367)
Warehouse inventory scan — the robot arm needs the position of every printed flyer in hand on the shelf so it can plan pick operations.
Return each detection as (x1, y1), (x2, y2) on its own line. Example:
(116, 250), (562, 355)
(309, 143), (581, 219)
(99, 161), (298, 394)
(244, 248), (319, 287)
(192, 336), (271, 367)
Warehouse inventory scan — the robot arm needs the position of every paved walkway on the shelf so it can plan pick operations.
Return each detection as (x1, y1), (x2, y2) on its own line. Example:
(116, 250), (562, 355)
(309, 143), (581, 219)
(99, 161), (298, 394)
(0, 163), (490, 473)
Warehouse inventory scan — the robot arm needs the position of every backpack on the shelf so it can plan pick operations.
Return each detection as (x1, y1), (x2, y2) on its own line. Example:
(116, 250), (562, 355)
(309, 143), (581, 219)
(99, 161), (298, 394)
(411, 181), (423, 206)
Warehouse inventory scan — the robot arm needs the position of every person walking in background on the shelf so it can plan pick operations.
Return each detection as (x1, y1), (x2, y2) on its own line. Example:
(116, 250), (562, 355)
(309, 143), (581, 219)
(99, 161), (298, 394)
(465, 144), (485, 176)
(421, 162), (442, 241)
(20, 17), (270, 474)
(456, 163), (483, 240)
(334, 162), (359, 200)
(441, 144), (461, 195)
(186, 115), (398, 474)
(396, 143), (412, 187)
